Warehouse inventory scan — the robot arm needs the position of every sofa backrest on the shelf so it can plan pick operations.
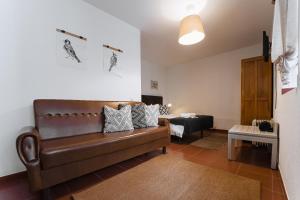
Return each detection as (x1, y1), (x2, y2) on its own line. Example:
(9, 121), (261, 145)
(34, 99), (138, 140)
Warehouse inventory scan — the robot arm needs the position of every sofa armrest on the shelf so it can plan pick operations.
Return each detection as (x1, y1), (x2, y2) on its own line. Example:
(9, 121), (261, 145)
(16, 126), (40, 166)
(16, 126), (42, 191)
(158, 118), (170, 135)
(158, 118), (169, 127)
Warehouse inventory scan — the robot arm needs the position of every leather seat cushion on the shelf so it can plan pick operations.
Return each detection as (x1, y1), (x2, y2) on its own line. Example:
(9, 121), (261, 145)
(40, 126), (169, 169)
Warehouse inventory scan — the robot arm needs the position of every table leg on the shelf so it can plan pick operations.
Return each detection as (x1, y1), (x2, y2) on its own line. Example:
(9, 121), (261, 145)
(228, 135), (235, 160)
(271, 139), (278, 169)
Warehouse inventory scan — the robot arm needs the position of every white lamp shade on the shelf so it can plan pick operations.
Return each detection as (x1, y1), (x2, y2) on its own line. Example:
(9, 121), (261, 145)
(178, 15), (205, 45)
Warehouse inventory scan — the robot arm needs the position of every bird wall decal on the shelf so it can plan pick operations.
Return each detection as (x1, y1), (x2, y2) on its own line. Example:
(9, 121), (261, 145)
(109, 52), (118, 72)
(63, 39), (81, 63)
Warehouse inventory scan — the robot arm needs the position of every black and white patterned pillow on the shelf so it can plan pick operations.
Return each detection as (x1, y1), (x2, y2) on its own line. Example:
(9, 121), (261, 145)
(119, 104), (147, 129)
(145, 104), (159, 127)
(103, 105), (134, 133)
(159, 105), (169, 115)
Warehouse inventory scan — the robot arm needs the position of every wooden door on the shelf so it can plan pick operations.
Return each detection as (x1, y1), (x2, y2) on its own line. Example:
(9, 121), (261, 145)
(241, 56), (273, 125)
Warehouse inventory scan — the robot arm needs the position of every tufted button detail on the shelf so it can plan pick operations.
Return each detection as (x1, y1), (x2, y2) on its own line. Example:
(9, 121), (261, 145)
(41, 112), (101, 118)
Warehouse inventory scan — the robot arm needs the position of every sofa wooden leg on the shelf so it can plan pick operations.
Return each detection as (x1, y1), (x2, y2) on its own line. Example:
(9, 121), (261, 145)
(41, 188), (53, 200)
(162, 146), (167, 154)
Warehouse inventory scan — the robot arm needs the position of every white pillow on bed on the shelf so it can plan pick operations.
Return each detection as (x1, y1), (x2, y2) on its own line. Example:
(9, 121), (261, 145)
(180, 113), (196, 118)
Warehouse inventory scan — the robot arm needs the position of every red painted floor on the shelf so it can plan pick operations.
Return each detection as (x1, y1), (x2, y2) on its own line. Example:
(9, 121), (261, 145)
(0, 131), (287, 200)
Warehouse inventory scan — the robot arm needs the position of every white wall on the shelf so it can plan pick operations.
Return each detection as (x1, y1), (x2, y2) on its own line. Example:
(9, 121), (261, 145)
(166, 44), (261, 130)
(274, 27), (300, 200)
(141, 59), (168, 104)
(0, 0), (141, 177)
(275, 79), (300, 200)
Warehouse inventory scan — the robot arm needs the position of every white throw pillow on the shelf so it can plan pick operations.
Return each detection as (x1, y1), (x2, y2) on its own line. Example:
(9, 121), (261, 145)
(145, 104), (159, 127)
(103, 105), (134, 133)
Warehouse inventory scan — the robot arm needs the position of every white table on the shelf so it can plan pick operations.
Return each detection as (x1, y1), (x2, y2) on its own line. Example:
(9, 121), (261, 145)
(228, 125), (278, 169)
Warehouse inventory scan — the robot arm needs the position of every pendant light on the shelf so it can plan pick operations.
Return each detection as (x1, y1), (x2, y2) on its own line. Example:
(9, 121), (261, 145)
(178, 14), (205, 45)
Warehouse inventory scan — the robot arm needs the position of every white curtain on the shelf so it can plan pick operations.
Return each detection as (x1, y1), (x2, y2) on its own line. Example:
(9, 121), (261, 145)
(271, 0), (299, 91)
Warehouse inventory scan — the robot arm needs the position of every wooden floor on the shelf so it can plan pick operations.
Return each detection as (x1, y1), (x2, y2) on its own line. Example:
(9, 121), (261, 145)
(0, 131), (287, 200)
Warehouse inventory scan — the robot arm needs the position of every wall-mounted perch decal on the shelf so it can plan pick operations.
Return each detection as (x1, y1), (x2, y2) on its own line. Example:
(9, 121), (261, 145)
(103, 44), (123, 53)
(56, 29), (87, 41)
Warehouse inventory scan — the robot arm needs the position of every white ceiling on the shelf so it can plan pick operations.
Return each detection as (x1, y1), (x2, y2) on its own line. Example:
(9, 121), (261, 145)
(83, 0), (274, 67)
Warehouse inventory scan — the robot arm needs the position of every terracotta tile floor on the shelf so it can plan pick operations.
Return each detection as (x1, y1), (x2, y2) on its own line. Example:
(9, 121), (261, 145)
(0, 131), (288, 200)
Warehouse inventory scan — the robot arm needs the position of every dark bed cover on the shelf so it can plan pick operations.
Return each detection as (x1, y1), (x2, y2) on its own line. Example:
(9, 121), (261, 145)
(169, 115), (213, 137)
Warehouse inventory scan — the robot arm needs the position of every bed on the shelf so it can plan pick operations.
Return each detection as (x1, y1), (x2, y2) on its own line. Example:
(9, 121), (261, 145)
(141, 95), (214, 138)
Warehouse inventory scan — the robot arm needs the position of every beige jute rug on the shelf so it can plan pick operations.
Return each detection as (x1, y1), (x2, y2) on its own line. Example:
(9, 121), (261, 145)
(190, 133), (228, 150)
(72, 155), (260, 200)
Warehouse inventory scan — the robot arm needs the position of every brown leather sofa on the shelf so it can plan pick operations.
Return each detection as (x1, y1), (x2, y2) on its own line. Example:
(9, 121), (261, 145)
(16, 99), (170, 195)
